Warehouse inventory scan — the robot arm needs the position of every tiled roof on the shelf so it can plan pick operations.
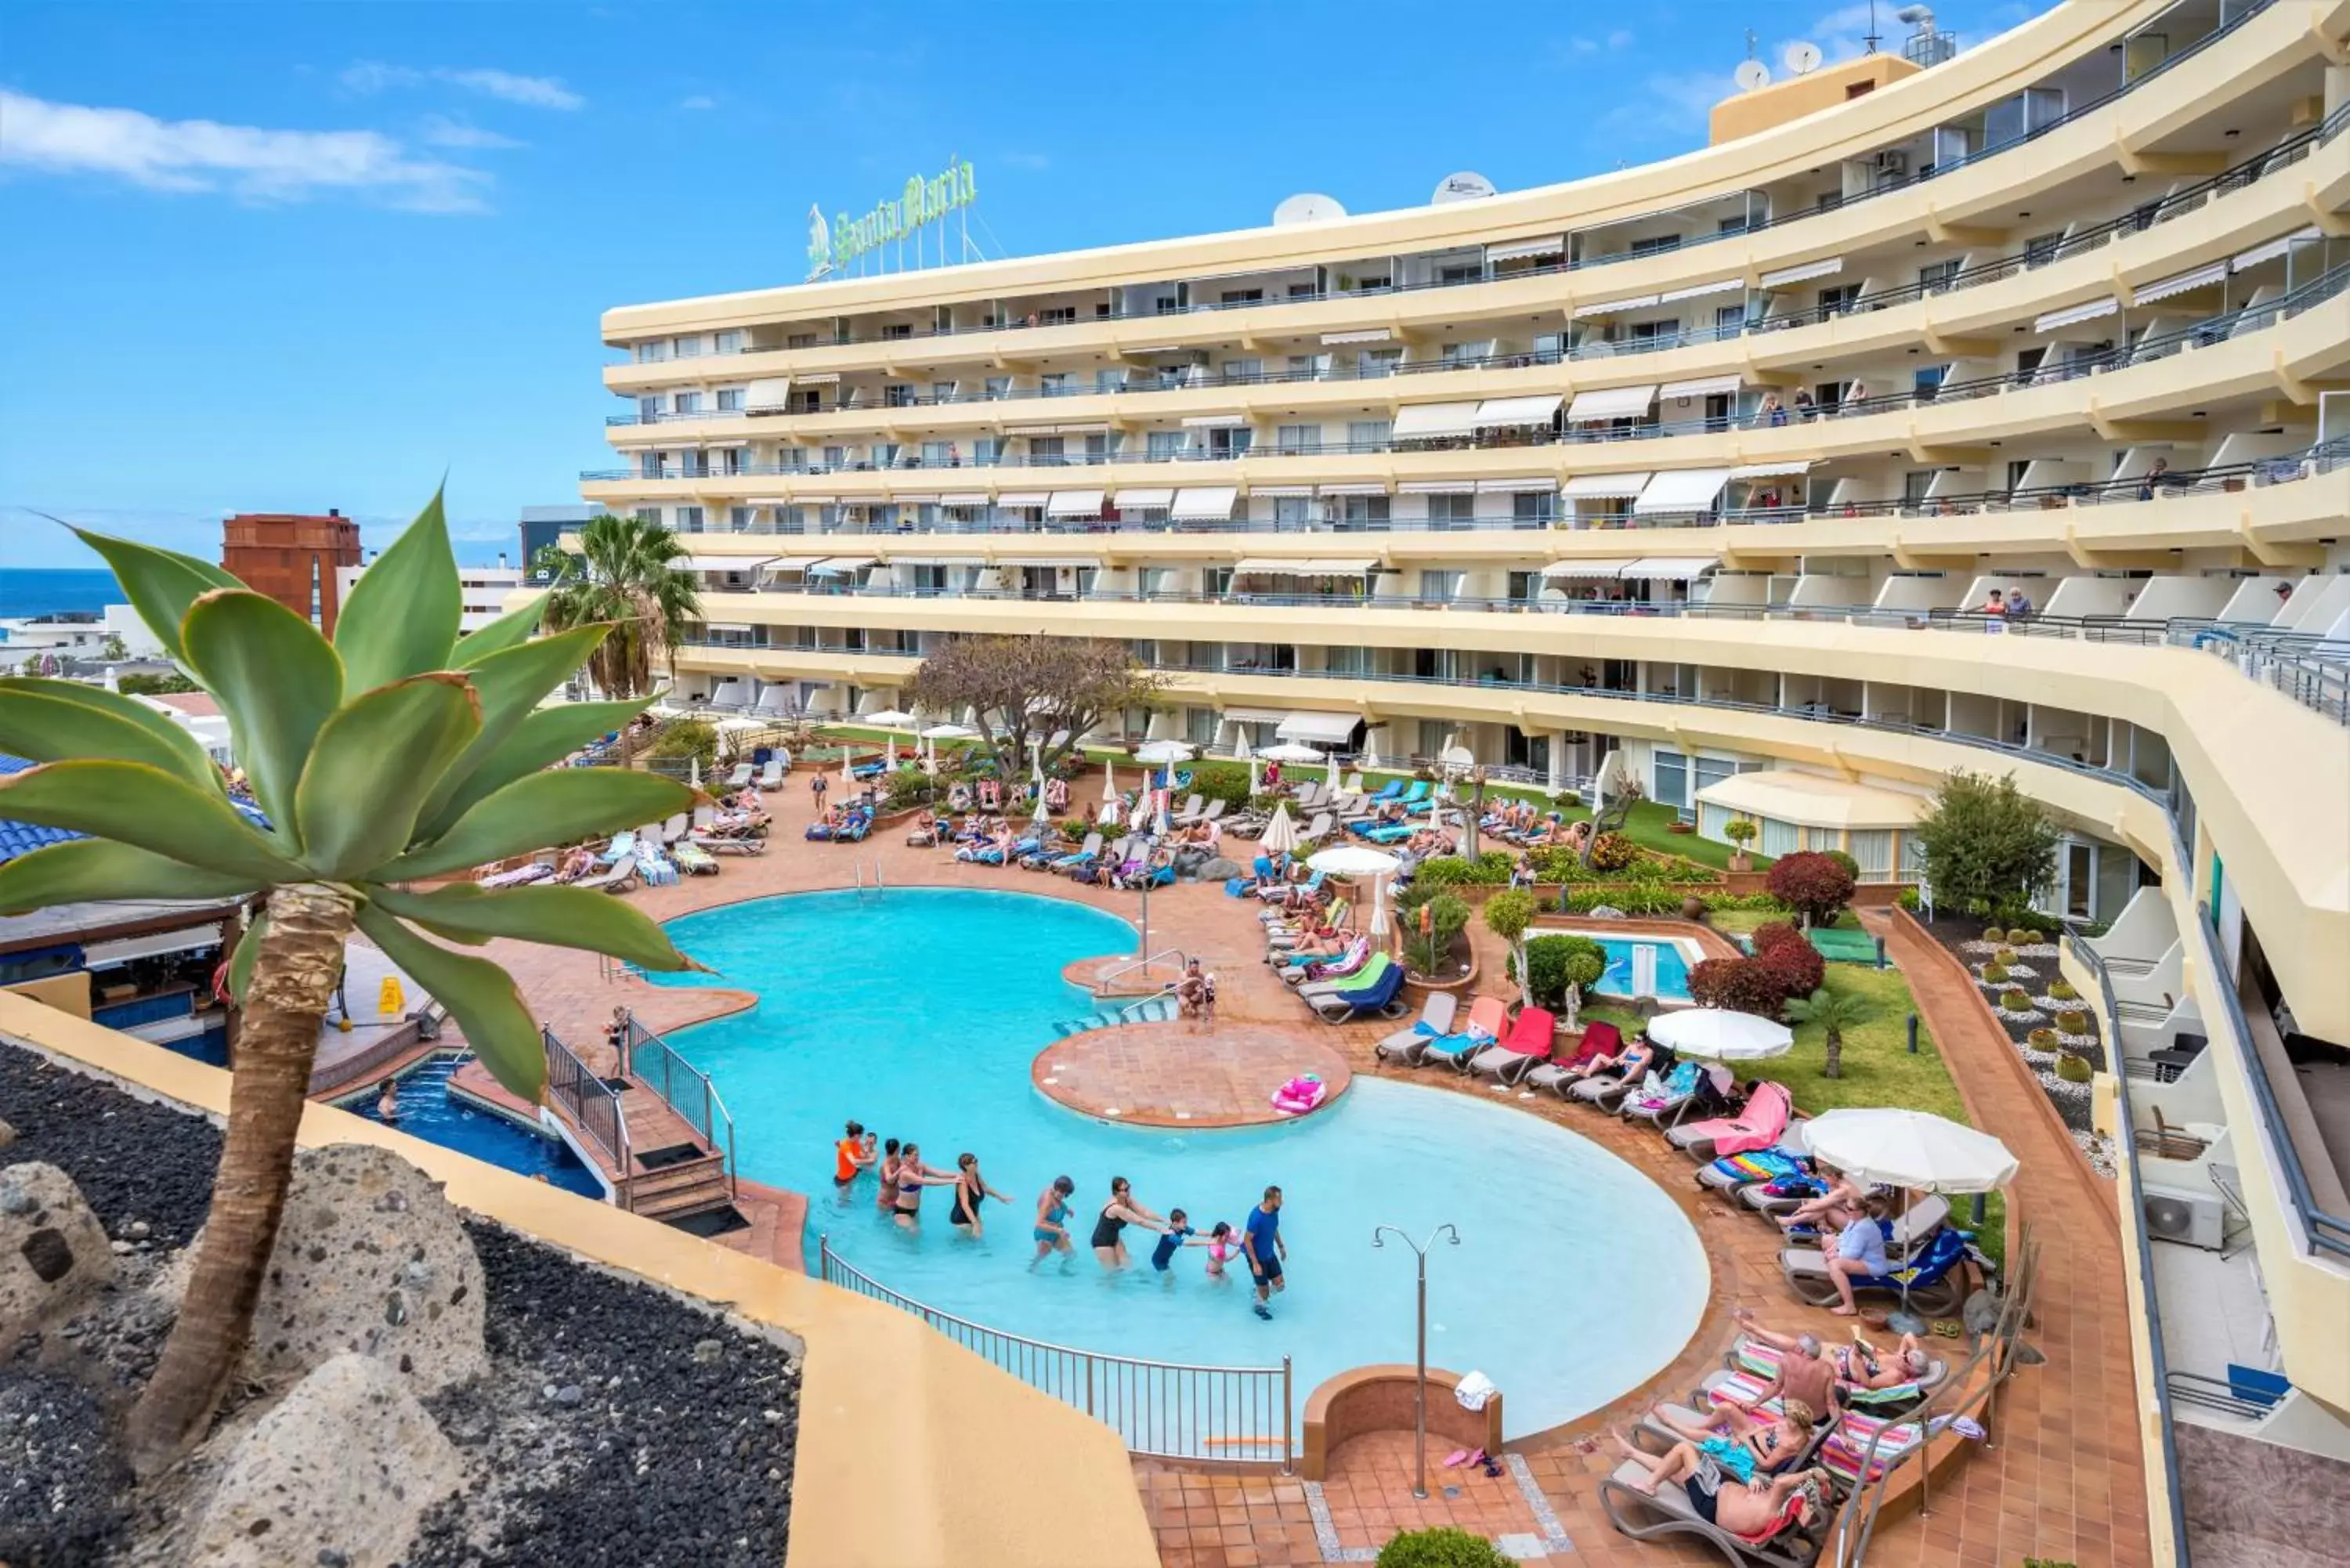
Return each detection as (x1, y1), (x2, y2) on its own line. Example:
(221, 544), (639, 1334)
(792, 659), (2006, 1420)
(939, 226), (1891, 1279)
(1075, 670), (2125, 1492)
(0, 756), (85, 864)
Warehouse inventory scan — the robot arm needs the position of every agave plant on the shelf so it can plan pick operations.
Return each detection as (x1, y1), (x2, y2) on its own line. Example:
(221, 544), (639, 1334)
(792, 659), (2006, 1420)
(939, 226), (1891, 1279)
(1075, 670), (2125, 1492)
(0, 492), (700, 1473)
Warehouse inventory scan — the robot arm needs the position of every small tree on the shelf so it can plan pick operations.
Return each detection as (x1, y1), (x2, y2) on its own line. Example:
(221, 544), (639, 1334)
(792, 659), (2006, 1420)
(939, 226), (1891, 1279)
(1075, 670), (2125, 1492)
(1786, 985), (1871, 1079)
(905, 634), (1166, 779)
(1401, 890), (1471, 977)
(1724, 816), (1759, 866)
(1689, 956), (1787, 1017)
(1524, 933), (1606, 1025)
(1766, 851), (1856, 929)
(99, 632), (129, 661)
(1578, 778), (1643, 868)
(1482, 889), (1538, 1006)
(1911, 769), (2062, 916)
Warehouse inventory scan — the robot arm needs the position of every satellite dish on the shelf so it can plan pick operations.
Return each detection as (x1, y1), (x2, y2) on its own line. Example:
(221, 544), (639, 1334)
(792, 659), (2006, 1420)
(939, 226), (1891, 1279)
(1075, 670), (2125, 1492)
(1431, 171), (1498, 205)
(1734, 59), (1772, 92)
(1784, 41), (1824, 75)
(1272, 192), (1347, 226)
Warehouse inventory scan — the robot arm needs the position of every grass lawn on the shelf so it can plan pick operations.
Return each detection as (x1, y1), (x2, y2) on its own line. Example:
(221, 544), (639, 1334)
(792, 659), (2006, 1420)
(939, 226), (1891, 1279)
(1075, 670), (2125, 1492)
(1706, 909), (1865, 936)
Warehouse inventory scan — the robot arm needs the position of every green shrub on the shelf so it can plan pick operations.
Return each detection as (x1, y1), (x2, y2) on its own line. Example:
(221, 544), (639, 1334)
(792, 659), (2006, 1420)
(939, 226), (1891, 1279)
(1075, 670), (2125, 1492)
(1189, 762), (1253, 807)
(1724, 817), (1759, 848)
(648, 717), (718, 768)
(1588, 833), (1637, 873)
(1375, 1526), (1511, 1568)
(1896, 887), (1922, 912)
(1767, 851), (1856, 927)
(1690, 956), (1785, 1017)
(1524, 933), (1606, 1010)
(1415, 851), (1513, 887)
(1702, 891), (1788, 913)
(2056, 1009), (2090, 1035)
(1401, 891), (1472, 976)
(1481, 890), (1539, 948)
(1823, 849), (1861, 883)
(884, 769), (931, 809)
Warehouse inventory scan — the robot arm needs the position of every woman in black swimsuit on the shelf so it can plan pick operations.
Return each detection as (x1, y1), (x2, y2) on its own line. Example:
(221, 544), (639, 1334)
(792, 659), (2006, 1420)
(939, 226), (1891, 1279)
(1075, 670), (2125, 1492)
(890, 1142), (959, 1229)
(948, 1151), (1010, 1236)
(1089, 1176), (1166, 1269)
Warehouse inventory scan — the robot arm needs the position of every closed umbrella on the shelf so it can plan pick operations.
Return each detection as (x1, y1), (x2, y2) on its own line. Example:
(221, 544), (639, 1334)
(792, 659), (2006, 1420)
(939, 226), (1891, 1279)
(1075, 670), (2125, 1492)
(1647, 1008), (1795, 1062)
(1370, 875), (1390, 937)
(1325, 747), (1342, 790)
(1031, 750), (1050, 822)
(1236, 732), (1258, 794)
(688, 754), (700, 791)
(1101, 761), (1117, 801)
(1260, 802), (1297, 855)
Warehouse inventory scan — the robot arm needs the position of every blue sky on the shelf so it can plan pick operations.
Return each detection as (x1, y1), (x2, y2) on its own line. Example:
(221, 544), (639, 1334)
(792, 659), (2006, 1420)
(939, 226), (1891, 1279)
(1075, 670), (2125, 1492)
(0, 0), (2026, 568)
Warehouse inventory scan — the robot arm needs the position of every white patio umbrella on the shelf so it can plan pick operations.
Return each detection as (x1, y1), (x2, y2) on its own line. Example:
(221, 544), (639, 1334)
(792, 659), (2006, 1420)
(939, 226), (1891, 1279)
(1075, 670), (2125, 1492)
(1306, 845), (1401, 878)
(1438, 744), (1477, 776)
(1236, 732), (1258, 794)
(1799, 1108), (2019, 1194)
(865, 707), (916, 728)
(1258, 741), (1321, 764)
(717, 715), (768, 732)
(920, 721), (974, 771)
(1360, 732), (1383, 769)
(838, 747), (854, 794)
(1133, 739), (1195, 765)
(1260, 802), (1298, 855)
(1647, 1008), (1795, 1062)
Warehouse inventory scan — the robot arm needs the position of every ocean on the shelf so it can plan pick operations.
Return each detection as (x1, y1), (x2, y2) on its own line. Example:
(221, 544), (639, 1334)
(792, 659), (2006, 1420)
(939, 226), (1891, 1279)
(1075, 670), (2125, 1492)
(0, 569), (120, 620)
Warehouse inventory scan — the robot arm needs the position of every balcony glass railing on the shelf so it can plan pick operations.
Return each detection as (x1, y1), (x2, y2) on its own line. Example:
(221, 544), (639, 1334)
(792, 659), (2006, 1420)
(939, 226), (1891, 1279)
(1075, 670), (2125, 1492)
(613, 1), (2280, 367)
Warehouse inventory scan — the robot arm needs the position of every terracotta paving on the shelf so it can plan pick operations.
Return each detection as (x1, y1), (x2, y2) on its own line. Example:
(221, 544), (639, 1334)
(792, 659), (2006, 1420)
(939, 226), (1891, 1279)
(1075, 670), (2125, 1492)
(1036, 1021), (1354, 1129)
(461, 769), (2142, 1567)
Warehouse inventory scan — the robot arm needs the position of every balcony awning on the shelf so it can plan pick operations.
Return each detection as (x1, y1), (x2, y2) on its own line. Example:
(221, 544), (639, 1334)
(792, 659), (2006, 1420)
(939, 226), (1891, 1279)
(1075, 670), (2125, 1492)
(2032, 296), (2118, 334)
(83, 926), (226, 969)
(1571, 294), (1657, 319)
(1561, 471), (1652, 499)
(1632, 467), (1734, 515)
(1391, 401), (1481, 440)
(1542, 558), (1636, 578)
(1730, 460), (1814, 479)
(1318, 482), (1390, 497)
(1759, 256), (1842, 287)
(797, 372), (841, 385)
(880, 555), (985, 567)
(996, 490), (1050, 508)
(1249, 484), (1316, 498)
(1659, 374), (1742, 401)
(700, 439), (748, 450)
(1661, 276), (1744, 303)
(1046, 489), (1106, 517)
(1322, 328), (1393, 345)
(747, 497), (803, 506)
(1114, 486), (1175, 508)
(700, 623), (754, 635)
(937, 491), (991, 506)
(807, 556), (875, 575)
(1487, 234), (1564, 263)
(1475, 476), (1558, 493)
(891, 493), (938, 505)
(1171, 485), (1239, 521)
(1232, 557), (1379, 576)
(1051, 421), (1112, 435)
(682, 555), (773, 573)
(1619, 556), (1719, 580)
(761, 556), (824, 572)
(2232, 226), (2320, 272)
(1182, 413), (1250, 428)
(2134, 262), (2226, 305)
(1473, 393), (1564, 429)
(744, 377), (792, 410)
(1222, 708), (1290, 725)
(1276, 711), (1361, 742)
(1013, 557), (1102, 570)
(1567, 385), (1658, 421)
(1397, 480), (1474, 495)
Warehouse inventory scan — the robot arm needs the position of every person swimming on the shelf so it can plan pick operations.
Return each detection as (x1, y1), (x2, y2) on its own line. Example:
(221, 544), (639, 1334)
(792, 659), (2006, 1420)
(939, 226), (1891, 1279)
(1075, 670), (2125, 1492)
(1204, 1221), (1236, 1278)
(948, 1151), (1009, 1236)
(1031, 1176), (1076, 1269)
(1090, 1176), (1166, 1269)
(1150, 1209), (1205, 1274)
(874, 1138), (903, 1212)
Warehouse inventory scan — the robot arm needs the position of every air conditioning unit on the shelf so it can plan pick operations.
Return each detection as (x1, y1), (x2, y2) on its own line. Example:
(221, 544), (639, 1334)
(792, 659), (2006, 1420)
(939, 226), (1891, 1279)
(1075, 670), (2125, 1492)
(1874, 150), (1911, 178)
(2143, 1185), (2225, 1250)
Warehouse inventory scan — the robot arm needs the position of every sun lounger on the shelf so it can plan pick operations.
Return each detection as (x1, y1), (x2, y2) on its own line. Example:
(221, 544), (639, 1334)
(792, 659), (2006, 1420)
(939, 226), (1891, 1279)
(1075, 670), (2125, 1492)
(1285, 938), (1371, 988)
(1523, 1020), (1622, 1097)
(1668, 1082), (1795, 1162)
(662, 812), (689, 840)
(1781, 1227), (1970, 1316)
(595, 831), (636, 867)
(1296, 951), (1391, 1004)
(1373, 992), (1458, 1063)
(1311, 958), (1408, 1023)
(689, 830), (766, 856)
(1620, 1060), (1714, 1127)
(1695, 1142), (1810, 1198)
(1167, 793), (1206, 825)
(1780, 1194), (1950, 1261)
(1704, 1340), (1951, 1415)
(1597, 1459), (1824, 1568)
(1567, 1045), (1672, 1108)
(1469, 1006), (1560, 1083)
(726, 762), (754, 789)
(673, 842), (719, 876)
(1631, 1401), (1832, 1479)
(757, 760), (784, 790)
(1043, 832), (1103, 873)
(1410, 994), (1509, 1068)
(1293, 811), (1336, 847)
(573, 853), (639, 894)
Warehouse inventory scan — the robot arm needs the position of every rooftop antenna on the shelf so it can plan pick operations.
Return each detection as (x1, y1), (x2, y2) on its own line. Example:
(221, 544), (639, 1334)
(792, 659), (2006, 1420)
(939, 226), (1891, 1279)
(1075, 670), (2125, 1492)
(1864, 0), (1882, 53)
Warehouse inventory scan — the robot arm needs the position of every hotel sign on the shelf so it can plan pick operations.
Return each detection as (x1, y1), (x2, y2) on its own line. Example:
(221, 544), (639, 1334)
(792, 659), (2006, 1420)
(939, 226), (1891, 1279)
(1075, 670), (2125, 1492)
(807, 159), (978, 279)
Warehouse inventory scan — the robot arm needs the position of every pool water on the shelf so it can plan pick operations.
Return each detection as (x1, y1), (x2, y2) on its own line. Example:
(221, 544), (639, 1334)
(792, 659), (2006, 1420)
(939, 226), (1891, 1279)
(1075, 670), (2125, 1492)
(348, 1055), (606, 1200)
(649, 887), (1708, 1435)
(1577, 934), (1697, 1002)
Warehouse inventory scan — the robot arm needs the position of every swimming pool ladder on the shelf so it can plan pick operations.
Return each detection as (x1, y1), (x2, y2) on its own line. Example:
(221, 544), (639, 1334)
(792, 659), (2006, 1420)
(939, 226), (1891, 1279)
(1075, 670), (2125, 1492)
(851, 858), (885, 892)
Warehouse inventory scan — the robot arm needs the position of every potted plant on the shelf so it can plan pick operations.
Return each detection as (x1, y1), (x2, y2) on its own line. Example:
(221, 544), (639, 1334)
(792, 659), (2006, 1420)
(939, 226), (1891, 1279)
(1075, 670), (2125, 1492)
(1724, 816), (1758, 871)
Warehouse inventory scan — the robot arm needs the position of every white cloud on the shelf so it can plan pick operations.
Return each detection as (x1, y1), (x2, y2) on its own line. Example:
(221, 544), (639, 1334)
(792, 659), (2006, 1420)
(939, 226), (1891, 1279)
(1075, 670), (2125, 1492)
(0, 89), (490, 212)
(418, 114), (523, 150)
(677, 94), (717, 111)
(1599, 69), (1729, 140)
(1607, 29), (1635, 49)
(1001, 151), (1050, 170)
(342, 61), (584, 110)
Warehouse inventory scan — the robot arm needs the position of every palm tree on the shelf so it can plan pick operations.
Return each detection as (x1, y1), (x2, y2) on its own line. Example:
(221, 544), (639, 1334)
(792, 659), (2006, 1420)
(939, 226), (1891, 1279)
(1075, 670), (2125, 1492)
(535, 513), (703, 700)
(1785, 985), (1871, 1079)
(0, 491), (700, 1474)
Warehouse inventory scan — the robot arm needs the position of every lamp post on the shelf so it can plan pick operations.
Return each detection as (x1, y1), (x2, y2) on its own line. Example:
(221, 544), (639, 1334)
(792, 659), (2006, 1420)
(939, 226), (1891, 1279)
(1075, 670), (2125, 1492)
(1372, 1222), (1460, 1499)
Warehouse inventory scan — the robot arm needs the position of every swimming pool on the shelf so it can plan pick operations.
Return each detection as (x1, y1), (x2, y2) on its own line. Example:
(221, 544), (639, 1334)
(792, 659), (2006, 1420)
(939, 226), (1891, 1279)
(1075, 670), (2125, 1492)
(1546, 930), (1700, 1003)
(344, 1054), (606, 1200)
(649, 887), (1708, 1436)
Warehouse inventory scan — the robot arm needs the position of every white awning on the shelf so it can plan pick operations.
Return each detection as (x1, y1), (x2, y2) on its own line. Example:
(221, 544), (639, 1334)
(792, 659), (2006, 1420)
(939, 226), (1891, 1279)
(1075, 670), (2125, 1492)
(808, 556), (875, 575)
(1567, 385), (1658, 421)
(2134, 262), (2226, 305)
(1003, 425), (1061, 438)
(1472, 393), (1564, 428)
(1318, 482), (1390, 497)
(1171, 485), (1239, 521)
(1475, 476), (1558, 493)
(82, 925), (226, 969)
(1391, 401), (1481, 440)
(1221, 708), (1291, 725)
(2032, 296), (2118, 334)
(1046, 489), (1106, 517)
(701, 623), (754, 634)
(700, 439), (748, 450)
(1659, 374), (1743, 401)
(1276, 711), (1361, 742)
(1114, 486), (1174, 508)
(1010, 557), (1102, 570)
(937, 491), (991, 507)
(797, 372), (841, 386)
(881, 555), (985, 567)
(1052, 421), (1112, 435)
(1661, 276), (1744, 303)
(1231, 558), (1379, 576)
(1730, 460), (1814, 479)
(744, 377), (792, 410)
(1397, 480), (1474, 495)
(1322, 328), (1393, 345)
(995, 490), (1050, 508)
(682, 554), (773, 573)
(891, 493), (938, 505)
(1619, 556), (1719, 580)
(1541, 558), (1636, 578)
(2232, 226), (2321, 272)
(1181, 413), (1250, 429)
(1487, 235), (1564, 263)
(1759, 256), (1842, 287)
(761, 555), (824, 572)
(1249, 484), (1316, 497)
(1632, 467), (1734, 515)
(1571, 294), (1657, 319)
(1561, 471), (1652, 499)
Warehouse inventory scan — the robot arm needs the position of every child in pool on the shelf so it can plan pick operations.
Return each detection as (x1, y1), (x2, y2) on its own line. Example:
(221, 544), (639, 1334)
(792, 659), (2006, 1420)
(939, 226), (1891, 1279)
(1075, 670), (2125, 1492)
(1203, 1221), (1237, 1279)
(1151, 1209), (1210, 1274)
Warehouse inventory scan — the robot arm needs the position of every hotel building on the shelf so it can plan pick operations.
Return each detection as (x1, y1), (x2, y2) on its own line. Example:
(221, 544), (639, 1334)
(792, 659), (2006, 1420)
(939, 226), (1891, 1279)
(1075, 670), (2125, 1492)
(582, 0), (2350, 1545)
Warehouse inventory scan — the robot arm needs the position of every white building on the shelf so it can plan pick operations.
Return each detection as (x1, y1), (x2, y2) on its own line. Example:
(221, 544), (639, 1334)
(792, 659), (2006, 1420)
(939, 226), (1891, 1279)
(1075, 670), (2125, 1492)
(336, 561), (523, 634)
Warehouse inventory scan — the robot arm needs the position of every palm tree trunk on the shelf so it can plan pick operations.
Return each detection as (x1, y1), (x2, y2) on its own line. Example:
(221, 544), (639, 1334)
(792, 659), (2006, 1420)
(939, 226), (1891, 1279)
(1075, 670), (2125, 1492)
(1823, 1025), (1844, 1079)
(125, 881), (355, 1475)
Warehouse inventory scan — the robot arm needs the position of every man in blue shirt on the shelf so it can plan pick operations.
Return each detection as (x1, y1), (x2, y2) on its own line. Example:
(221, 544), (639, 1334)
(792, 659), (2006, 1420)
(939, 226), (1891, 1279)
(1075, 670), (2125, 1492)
(1828, 1197), (1891, 1317)
(1243, 1186), (1285, 1321)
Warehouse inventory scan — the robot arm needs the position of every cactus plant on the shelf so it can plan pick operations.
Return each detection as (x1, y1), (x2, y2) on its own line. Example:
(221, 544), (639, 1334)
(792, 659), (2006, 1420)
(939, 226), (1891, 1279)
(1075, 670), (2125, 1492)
(2028, 1027), (2059, 1049)
(2000, 987), (2032, 1012)
(2056, 1009), (2091, 1035)
(2055, 1050), (2094, 1084)
(1982, 963), (2010, 983)
(2048, 979), (2077, 1002)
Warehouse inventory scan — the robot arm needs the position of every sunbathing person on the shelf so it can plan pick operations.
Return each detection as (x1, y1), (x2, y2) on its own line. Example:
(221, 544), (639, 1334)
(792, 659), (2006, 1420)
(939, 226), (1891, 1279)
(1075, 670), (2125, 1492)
(1827, 1328), (1932, 1389)
(1609, 1437), (1833, 1537)
(1718, 1313), (1843, 1421)
(1567, 1031), (1655, 1082)
(905, 809), (940, 847)
(1644, 1400), (1817, 1478)
(1776, 1169), (1867, 1234)
(554, 847), (598, 882)
(1284, 925), (1349, 959)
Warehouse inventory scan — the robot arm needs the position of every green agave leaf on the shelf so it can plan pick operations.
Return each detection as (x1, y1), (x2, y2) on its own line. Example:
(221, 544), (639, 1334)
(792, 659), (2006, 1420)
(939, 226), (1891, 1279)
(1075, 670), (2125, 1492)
(180, 589), (345, 844)
(226, 912), (267, 1005)
(334, 487), (461, 694)
(450, 593), (548, 669)
(0, 761), (303, 884)
(69, 529), (237, 663)
(365, 882), (702, 972)
(0, 837), (255, 918)
(292, 673), (482, 880)
(414, 624), (609, 837)
(421, 696), (650, 834)
(382, 767), (692, 881)
(354, 905), (545, 1101)
(0, 680), (220, 788)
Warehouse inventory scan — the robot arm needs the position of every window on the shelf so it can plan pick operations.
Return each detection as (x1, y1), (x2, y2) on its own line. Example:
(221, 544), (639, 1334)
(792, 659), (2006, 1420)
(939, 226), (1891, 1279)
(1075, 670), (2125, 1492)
(1347, 419), (1391, 450)
(974, 438), (1001, 466)
(1274, 496), (1311, 529)
(716, 388), (743, 412)
(1629, 316), (1682, 343)
(1903, 470), (1936, 504)
(2023, 232), (2063, 267)
(933, 381), (958, 403)
(1918, 259), (1961, 291)
(1326, 645), (1367, 676)
(638, 395), (660, 422)
(1207, 428), (1252, 457)
(1439, 341), (1479, 366)
(1513, 491), (1553, 526)
(1084, 433), (1112, 461)
(673, 391), (703, 415)
(1095, 368), (1124, 393)
(879, 323), (913, 340)
(778, 447), (807, 471)
(786, 332), (817, 349)
(1039, 372), (1072, 396)
(1716, 305), (1744, 335)
(1340, 495), (1390, 528)
(1507, 570), (1540, 602)
(1146, 430), (1186, 460)
(721, 448), (747, 475)
(884, 384), (914, 407)
(674, 336), (703, 359)
(728, 506), (753, 532)
(1185, 707), (1217, 745)
(1653, 750), (1690, 808)
(1037, 306), (1077, 325)
(1692, 754), (1739, 799)
(1221, 357), (1262, 383)
(1418, 720), (1448, 758)
(1817, 284), (1861, 315)
(635, 340), (669, 363)
(798, 388), (826, 413)
(1629, 234), (1683, 257)
(638, 452), (664, 479)
(1419, 569), (1462, 599)
(1439, 263), (1482, 285)
(822, 445), (846, 468)
(1913, 365), (1949, 401)
(1276, 423), (1318, 456)
(676, 505), (705, 532)
(634, 506), (660, 526)
(1426, 493), (1474, 526)
(1358, 348), (1402, 378)
(920, 440), (954, 465)
(715, 330), (744, 354)
(1218, 289), (1264, 305)
(984, 376), (1010, 399)
(1029, 436), (1065, 467)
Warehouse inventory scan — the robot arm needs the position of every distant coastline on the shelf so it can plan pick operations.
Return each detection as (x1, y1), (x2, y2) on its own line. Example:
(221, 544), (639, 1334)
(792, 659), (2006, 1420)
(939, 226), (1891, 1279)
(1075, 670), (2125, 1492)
(0, 569), (119, 621)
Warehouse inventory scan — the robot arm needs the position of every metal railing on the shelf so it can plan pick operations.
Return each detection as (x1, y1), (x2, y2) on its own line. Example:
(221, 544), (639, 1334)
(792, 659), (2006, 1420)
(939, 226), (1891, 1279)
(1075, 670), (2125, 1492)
(622, 1015), (737, 1199)
(819, 1235), (1294, 1466)
(1090, 948), (1188, 996)
(542, 1025), (631, 1192)
(2111, 1043), (2195, 1566)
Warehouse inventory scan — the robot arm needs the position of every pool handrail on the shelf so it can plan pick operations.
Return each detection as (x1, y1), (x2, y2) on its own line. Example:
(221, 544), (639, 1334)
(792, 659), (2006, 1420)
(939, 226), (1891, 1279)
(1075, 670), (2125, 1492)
(819, 1234), (1295, 1469)
(541, 1024), (632, 1204)
(623, 1014), (739, 1200)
